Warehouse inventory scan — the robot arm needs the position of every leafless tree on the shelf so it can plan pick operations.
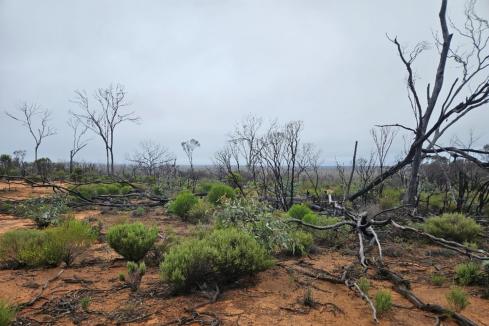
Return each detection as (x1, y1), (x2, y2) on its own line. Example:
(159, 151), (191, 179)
(71, 84), (139, 175)
(356, 152), (377, 204)
(214, 143), (245, 196)
(129, 140), (175, 178)
(6, 103), (56, 162)
(350, 0), (489, 205)
(230, 115), (263, 184)
(298, 143), (323, 199)
(258, 120), (303, 210)
(370, 126), (397, 195)
(67, 117), (89, 174)
(181, 138), (200, 189)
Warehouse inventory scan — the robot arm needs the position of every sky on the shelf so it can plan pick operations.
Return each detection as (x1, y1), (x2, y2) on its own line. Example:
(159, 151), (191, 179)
(1, 0), (488, 165)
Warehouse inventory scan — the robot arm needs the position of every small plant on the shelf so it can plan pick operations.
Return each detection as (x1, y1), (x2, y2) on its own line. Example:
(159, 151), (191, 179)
(423, 213), (481, 243)
(107, 223), (158, 262)
(160, 228), (272, 291)
(118, 272), (126, 282)
(44, 219), (97, 266)
(0, 299), (15, 326)
(455, 262), (480, 286)
(302, 288), (315, 307)
(374, 289), (392, 315)
(131, 207), (146, 217)
(287, 204), (312, 220)
(0, 229), (48, 267)
(207, 183), (235, 205)
(446, 286), (470, 312)
(286, 230), (313, 256)
(357, 277), (370, 294)
(126, 261), (146, 292)
(430, 273), (446, 286)
(168, 191), (198, 217)
(80, 296), (91, 312)
(187, 199), (214, 223)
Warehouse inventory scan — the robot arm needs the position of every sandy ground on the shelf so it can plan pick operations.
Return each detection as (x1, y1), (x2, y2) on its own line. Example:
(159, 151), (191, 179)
(1, 183), (488, 325)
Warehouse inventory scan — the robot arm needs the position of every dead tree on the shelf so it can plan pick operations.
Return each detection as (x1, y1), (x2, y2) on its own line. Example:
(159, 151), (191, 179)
(67, 117), (89, 174)
(370, 127), (397, 196)
(181, 138), (200, 190)
(129, 140), (175, 178)
(71, 84), (139, 175)
(230, 115), (263, 184)
(356, 153), (377, 204)
(298, 143), (323, 200)
(349, 0), (489, 205)
(214, 143), (246, 196)
(6, 103), (56, 163)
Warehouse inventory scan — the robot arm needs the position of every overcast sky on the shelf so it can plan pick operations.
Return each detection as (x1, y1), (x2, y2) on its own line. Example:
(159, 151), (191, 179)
(1, 0), (488, 165)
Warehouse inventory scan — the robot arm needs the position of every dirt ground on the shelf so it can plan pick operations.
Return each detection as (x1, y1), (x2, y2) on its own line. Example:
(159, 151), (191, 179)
(1, 184), (489, 325)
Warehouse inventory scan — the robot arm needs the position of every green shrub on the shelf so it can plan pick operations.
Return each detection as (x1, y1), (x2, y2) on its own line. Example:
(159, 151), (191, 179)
(286, 230), (313, 256)
(160, 228), (272, 291)
(431, 273), (446, 286)
(44, 219), (97, 266)
(131, 207), (146, 217)
(379, 188), (402, 209)
(126, 261), (146, 292)
(374, 289), (392, 315)
(80, 296), (91, 312)
(0, 229), (48, 267)
(287, 204), (312, 220)
(446, 286), (470, 312)
(187, 199), (214, 223)
(0, 299), (15, 326)
(423, 213), (481, 243)
(357, 277), (370, 294)
(168, 191), (198, 217)
(4, 195), (70, 227)
(207, 183), (235, 205)
(455, 262), (480, 286)
(107, 223), (158, 261)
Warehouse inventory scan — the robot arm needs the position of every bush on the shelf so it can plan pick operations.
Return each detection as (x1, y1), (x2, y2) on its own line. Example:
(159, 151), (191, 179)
(0, 300), (15, 326)
(287, 204), (312, 220)
(160, 228), (272, 291)
(286, 230), (314, 256)
(131, 207), (146, 217)
(374, 289), (392, 315)
(80, 296), (91, 312)
(107, 223), (158, 261)
(0, 220), (95, 268)
(431, 273), (446, 286)
(126, 261), (146, 292)
(455, 262), (480, 286)
(207, 183), (235, 205)
(357, 277), (370, 294)
(168, 191), (198, 218)
(379, 188), (402, 209)
(423, 213), (481, 243)
(187, 199), (214, 223)
(0, 229), (48, 267)
(44, 219), (97, 266)
(3, 195), (70, 227)
(446, 286), (470, 312)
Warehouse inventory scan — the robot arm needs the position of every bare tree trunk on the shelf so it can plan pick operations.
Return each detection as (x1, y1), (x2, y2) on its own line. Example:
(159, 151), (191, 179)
(345, 141), (358, 201)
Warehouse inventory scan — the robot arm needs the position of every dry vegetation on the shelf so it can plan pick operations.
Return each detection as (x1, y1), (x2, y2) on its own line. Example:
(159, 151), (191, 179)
(1, 0), (489, 325)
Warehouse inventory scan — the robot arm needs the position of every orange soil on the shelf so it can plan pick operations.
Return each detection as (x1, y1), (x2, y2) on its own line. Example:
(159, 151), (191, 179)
(1, 185), (488, 325)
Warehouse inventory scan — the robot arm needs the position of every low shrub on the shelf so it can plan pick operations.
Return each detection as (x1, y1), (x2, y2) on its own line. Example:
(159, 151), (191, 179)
(374, 289), (392, 315)
(286, 230), (314, 256)
(160, 228), (272, 291)
(423, 213), (481, 243)
(431, 273), (446, 286)
(379, 188), (402, 209)
(446, 286), (470, 312)
(455, 262), (480, 286)
(0, 220), (95, 268)
(44, 219), (97, 266)
(207, 183), (235, 205)
(107, 223), (158, 262)
(80, 296), (91, 312)
(126, 261), (146, 292)
(0, 229), (48, 267)
(357, 277), (370, 294)
(287, 204), (312, 220)
(131, 207), (147, 217)
(75, 183), (131, 200)
(168, 191), (198, 218)
(302, 288), (315, 307)
(187, 199), (214, 223)
(0, 299), (15, 326)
